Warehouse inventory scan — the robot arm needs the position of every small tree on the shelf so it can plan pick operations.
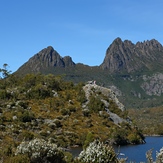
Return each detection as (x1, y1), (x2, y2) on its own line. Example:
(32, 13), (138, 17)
(83, 132), (94, 149)
(0, 63), (11, 78)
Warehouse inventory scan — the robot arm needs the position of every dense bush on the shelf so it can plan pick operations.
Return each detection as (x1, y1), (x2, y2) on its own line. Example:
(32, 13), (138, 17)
(78, 140), (119, 163)
(87, 95), (105, 113)
(19, 110), (35, 122)
(60, 108), (70, 116)
(4, 155), (30, 163)
(75, 83), (87, 104)
(15, 138), (65, 163)
(83, 132), (94, 149)
(20, 131), (34, 141)
(112, 131), (128, 145)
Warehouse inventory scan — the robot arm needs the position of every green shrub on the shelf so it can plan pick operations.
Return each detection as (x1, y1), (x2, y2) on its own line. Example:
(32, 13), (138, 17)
(68, 105), (77, 112)
(34, 84), (51, 99)
(83, 132), (94, 149)
(77, 89), (87, 104)
(63, 151), (73, 163)
(53, 119), (62, 128)
(19, 111), (35, 122)
(60, 108), (70, 116)
(17, 101), (29, 109)
(109, 100), (122, 116)
(0, 89), (11, 99)
(4, 155), (30, 163)
(87, 96), (105, 113)
(82, 109), (90, 117)
(21, 131), (34, 141)
(127, 133), (140, 144)
(3, 145), (13, 157)
(112, 128), (128, 145)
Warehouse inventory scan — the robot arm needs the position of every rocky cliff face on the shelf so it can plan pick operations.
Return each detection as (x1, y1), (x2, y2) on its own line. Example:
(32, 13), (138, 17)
(141, 73), (163, 96)
(100, 38), (163, 73)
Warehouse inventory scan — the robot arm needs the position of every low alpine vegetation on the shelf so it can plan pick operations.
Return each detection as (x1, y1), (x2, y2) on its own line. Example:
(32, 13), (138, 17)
(0, 73), (144, 162)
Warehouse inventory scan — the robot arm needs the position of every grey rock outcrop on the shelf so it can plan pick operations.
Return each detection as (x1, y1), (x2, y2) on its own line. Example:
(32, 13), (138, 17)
(105, 108), (124, 125)
(83, 83), (126, 125)
(141, 73), (163, 96)
(83, 83), (125, 111)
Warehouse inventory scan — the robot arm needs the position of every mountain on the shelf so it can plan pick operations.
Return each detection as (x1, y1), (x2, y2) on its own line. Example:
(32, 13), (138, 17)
(16, 38), (163, 74)
(15, 38), (163, 109)
(16, 46), (75, 74)
(100, 37), (163, 73)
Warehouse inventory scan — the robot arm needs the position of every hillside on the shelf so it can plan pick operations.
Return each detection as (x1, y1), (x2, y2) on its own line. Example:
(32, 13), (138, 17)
(15, 38), (163, 109)
(0, 74), (144, 161)
(128, 106), (163, 135)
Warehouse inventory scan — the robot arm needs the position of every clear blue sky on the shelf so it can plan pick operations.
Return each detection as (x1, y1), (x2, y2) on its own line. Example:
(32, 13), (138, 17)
(1, 0), (163, 73)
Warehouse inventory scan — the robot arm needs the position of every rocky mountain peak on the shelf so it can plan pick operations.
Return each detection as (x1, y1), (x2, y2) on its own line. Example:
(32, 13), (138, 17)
(43, 46), (54, 52)
(16, 46), (75, 74)
(113, 37), (123, 43)
(35, 46), (64, 67)
(63, 56), (75, 67)
(100, 38), (163, 73)
(101, 38), (137, 73)
(136, 39), (162, 50)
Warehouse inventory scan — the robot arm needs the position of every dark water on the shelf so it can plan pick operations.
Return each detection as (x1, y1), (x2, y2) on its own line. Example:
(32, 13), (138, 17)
(70, 136), (163, 163)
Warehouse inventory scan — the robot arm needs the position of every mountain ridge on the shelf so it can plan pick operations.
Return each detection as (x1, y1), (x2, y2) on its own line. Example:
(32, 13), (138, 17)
(16, 37), (163, 74)
(15, 37), (163, 109)
(100, 37), (163, 73)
